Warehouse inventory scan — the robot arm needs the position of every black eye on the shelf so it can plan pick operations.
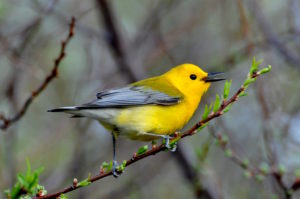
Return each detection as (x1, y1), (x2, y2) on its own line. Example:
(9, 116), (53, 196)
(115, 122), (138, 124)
(190, 74), (197, 80)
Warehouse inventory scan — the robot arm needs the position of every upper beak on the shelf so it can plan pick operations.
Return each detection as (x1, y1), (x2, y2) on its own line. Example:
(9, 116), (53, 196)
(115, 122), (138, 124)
(203, 72), (226, 82)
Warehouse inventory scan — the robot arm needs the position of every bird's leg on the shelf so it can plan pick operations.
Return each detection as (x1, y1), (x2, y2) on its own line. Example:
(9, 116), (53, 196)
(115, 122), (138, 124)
(112, 134), (119, 178)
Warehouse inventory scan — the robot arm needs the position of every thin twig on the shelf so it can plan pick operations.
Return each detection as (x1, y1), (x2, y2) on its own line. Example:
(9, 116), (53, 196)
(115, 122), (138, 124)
(0, 17), (76, 130)
(36, 72), (264, 199)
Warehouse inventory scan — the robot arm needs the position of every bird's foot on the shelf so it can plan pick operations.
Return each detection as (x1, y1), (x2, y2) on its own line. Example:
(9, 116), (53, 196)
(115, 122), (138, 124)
(112, 160), (120, 178)
(163, 135), (177, 152)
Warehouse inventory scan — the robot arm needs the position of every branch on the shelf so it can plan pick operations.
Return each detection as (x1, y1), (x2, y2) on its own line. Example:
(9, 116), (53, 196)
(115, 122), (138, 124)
(212, 128), (295, 199)
(96, 0), (136, 82)
(0, 17), (76, 130)
(35, 62), (271, 199)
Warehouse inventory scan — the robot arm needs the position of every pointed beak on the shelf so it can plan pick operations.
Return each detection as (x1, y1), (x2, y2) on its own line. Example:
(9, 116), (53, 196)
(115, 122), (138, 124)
(203, 72), (226, 82)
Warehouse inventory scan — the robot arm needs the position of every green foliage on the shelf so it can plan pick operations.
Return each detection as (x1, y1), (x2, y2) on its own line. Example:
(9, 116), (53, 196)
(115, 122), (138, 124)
(101, 161), (113, 173)
(116, 160), (127, 172)
(259, 162), (270, 174)
(137, 145), (148, 155)
(223, 80), (232, 99)
(4, 159), (45, 199)
(223, 104), (232, 113)
(255, 174), (265, 182)
(278, 164), (286, 175)
(243, 78), (256, 87)
(243, 170), (252, 179)
(59, 194), (68, 199)
(202, 104), (212, 120)
(77, 173), (91, 187)
(250, 57), (262, 75)
(243, 58), (271, 89)
(225, 149), (233, 157)
(242, 158), (249, 169)
(213, 94), (221, 113)
(20, 196), (31, 199)
(196, 123), (208, 132)
(294, 169), (300, 178)
(238, 91), (248, 97)
(258, 65), (272, 75)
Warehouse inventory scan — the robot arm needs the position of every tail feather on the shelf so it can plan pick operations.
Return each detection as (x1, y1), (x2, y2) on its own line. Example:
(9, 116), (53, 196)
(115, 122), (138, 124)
(47, 106), (78, 112)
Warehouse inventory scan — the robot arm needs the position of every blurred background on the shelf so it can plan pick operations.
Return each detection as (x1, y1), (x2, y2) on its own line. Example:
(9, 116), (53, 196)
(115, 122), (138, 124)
(0, 0), (300, 198)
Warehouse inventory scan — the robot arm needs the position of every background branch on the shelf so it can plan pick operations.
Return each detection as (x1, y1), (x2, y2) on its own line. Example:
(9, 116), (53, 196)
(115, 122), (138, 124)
(0, 17), (76, 130)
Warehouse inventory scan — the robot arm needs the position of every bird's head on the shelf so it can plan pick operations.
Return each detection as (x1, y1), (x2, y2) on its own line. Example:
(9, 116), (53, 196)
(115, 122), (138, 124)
(163, 63), (225, 98)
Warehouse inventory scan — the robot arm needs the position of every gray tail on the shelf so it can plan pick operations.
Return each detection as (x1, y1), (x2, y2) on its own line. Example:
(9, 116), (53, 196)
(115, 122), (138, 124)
(47, 106), (78, 112)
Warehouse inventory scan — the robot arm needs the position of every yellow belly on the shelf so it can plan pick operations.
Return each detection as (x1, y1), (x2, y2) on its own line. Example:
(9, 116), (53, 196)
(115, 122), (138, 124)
(110, 98), (199, 141)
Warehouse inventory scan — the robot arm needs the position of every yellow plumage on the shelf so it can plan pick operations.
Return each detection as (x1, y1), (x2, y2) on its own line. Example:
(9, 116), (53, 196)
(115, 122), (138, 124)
(49, 63), (224, 176)
(112, 64), (211, 140)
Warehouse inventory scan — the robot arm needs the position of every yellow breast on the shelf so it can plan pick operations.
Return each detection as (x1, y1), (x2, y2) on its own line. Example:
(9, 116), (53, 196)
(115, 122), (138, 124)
(114, 95), (201, 141)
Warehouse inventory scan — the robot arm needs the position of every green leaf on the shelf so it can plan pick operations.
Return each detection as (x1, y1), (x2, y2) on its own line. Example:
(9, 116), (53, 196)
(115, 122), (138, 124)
(26, 158), (32, 180)
(122, 160), (127, 167)
(137, 145), (148, 155)
(220, 135), (229, 144)
(17, 174), (28, 187)
(10, 183), (22, 199)
(225, 149), (233, 157)
(77, 174), (92, 187)
(59, 194), (68, 199)
(223, 104), (232, 113)
(258, 65), (272, 74)
(202, 103), (212, 120)
(250, 57), (263, 74)
(238, 91), (248, 97)
(77, 179), (91, 187)
(196, 123), (208, 132)
(278, 164), (286, 175)
(243, 170), (252, 178)
(101, 161), (109, 169)
(213, 94), (221, 113)
(170, 135), (181, 145)
(117, 160), (127, 172)
(20, 195), (31, 199)
(255, 174), (264, 182)
(243, 77), (256, 87)
(223, 80), (232, 99)
(107, 161), (113, 171)
(242, 158), (249, 169)
(259, 162), (270, 174)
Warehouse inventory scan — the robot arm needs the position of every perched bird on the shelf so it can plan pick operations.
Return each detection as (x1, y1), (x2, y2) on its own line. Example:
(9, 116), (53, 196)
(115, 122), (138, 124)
(48, 64), (225, 177)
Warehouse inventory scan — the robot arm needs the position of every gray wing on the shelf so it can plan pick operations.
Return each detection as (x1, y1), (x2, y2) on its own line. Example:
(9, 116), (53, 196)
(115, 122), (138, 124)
(77, 86), (181, 109)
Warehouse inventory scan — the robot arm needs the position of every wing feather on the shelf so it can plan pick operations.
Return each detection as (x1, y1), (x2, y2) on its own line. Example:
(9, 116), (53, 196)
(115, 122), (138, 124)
(77, 86), (182, 109)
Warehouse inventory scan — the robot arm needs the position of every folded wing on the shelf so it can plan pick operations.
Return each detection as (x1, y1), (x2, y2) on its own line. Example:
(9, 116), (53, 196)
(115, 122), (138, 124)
(77, 86), (182, 109)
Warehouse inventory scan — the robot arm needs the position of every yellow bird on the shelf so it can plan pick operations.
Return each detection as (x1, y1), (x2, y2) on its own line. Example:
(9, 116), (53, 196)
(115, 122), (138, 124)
(48, 63), (225, 176)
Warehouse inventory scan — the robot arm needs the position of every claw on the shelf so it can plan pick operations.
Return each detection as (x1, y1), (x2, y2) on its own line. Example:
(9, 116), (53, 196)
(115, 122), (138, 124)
(112, 160), (119, 178)
(170, 142), (177, 152)
(112, 170), (119, 178)
(163, 135), (177, 152)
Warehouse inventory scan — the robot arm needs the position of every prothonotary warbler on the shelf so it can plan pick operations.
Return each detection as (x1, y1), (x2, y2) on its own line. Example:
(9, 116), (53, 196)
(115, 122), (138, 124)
(48, 63), (225, 177)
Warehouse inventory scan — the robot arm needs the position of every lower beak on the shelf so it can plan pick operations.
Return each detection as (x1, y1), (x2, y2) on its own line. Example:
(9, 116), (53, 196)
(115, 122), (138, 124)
(203, 72), (226, 82)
